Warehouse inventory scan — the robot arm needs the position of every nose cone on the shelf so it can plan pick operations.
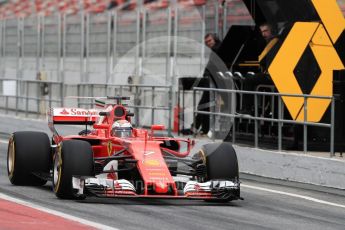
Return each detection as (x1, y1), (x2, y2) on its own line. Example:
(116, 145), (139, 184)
(154, 181), (169, 194)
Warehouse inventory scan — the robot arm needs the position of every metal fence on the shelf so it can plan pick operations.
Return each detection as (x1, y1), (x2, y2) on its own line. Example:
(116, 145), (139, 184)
(75, 83), (172, 129)
(0, 1), (256, 133)
(0, 79), (172, 131)
(0, 79), (63, 116)
(193, 87), (335, 157)
(0, 1), (255, 85)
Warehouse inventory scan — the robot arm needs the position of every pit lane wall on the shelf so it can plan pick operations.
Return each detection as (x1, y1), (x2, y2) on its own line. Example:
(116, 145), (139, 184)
(1, 114), (344, 190)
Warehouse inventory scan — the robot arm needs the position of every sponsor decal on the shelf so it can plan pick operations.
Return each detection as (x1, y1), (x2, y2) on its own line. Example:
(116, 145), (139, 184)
(95, 99), (106, 108)
(194, 184), (201, 191)
(143, 159), (160, 166)
(70, 108), (98, 116)
(148, 172), (166, 176)
(60, 109), (69, 115)
(55, 108), (98, 117)
(143, 150), (155, 156)
(149, 177), (170, 181)
(107, 142), (112, 156)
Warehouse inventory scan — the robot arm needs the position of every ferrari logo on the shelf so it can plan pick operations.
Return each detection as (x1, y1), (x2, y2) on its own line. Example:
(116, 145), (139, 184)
(107, 141), (112, 156)
(268, 0), (345, 122)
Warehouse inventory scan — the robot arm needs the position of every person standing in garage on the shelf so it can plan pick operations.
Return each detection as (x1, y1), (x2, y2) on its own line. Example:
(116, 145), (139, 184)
(192, 33), (223, 136)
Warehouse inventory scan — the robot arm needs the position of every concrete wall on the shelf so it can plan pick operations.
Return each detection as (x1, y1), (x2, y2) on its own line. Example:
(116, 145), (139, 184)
(235, 147), (345, 189)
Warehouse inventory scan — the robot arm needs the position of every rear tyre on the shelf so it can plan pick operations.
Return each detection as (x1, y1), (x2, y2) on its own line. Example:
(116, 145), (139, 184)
(199, 142), (239, 202)
(7, 131), (51, 186)
(53, 140), (94, 199)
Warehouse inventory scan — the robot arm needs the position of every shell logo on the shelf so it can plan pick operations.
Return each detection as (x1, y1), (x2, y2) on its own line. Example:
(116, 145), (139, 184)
(268, 0), (345, 122)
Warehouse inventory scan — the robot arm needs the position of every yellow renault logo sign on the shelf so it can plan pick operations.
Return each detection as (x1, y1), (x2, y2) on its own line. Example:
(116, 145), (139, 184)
(311, 0), (345, 43)
(268, 0), (345, 122)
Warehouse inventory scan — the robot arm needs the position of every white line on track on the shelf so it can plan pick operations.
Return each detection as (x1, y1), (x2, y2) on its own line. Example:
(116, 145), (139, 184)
(0, 193), (119, 230)
(242, 184), (345, 209)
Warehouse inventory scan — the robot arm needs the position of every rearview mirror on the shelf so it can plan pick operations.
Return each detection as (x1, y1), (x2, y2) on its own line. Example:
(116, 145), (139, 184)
(150, 124), (166, 138)
(151, 125), (165, 131)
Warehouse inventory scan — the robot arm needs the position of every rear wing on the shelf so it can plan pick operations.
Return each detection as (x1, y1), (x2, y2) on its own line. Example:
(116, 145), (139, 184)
(48, 107), (100, 126)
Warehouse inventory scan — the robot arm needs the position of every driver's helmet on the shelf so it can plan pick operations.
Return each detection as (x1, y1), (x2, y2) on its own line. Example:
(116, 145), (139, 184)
(111, 120), (132, 138)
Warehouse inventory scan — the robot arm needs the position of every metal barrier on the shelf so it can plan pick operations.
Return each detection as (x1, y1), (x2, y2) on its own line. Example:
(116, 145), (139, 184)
(0, 79), (173, 133)
(75, 83), (173, 132)
(0, 2), (254, 84)
(0, 79), (63, 117)
(0, 1), (258, 136)
(193, 87), (335, 157)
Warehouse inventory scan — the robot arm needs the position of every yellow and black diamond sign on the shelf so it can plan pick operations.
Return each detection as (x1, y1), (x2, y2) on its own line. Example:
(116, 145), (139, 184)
(268, 0), (345, 122)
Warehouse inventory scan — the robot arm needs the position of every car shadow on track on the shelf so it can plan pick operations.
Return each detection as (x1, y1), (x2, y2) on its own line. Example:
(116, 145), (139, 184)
(76, 197), (242, 207)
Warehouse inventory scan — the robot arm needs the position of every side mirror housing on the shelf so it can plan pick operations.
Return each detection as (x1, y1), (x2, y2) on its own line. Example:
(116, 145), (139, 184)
(151, 125), (165, 131)
(150, 124), (165, 138)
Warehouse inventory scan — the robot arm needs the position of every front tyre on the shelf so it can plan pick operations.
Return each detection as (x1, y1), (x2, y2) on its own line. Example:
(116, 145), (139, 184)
(200, 143), (239, 180)
(53, 140), (94, 199)
(7, 131), (51, 186)
(199, 142), (240, 202)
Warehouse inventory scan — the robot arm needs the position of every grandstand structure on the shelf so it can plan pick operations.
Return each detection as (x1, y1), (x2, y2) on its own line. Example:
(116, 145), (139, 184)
(0, 0), (211, 19)
(0, 0), (345, 20)
(1, 0), (345, 84)
(0, 0), (250, 127)
(0, 0), (256, 86)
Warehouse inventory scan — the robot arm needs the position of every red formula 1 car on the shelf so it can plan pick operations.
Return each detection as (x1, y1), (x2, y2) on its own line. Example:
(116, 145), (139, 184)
(7, 96), (241, 202)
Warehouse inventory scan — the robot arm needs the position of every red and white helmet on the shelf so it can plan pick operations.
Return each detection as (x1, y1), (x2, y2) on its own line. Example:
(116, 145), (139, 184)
(111, 120), (132, 137)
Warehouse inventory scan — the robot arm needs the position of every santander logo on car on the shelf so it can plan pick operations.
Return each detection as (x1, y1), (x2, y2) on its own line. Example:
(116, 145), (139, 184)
(60, 109), (70, 115)
(70, 108), (98, 116)
(57, 108), (98, 117)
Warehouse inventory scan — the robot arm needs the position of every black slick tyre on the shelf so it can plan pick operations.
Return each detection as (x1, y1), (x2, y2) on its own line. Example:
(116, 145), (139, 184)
(199, 142), (240, 202)
(53, 140), (94, 199)
(200, 142), (239, 180)
(7, 131), (51, 186)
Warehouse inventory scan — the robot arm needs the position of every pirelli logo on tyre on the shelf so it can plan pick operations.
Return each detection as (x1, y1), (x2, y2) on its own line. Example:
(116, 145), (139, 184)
(268, 0), (345, 122)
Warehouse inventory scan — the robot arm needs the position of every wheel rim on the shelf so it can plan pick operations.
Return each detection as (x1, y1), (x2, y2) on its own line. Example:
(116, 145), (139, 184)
(197, 149), (207, 182)
(7, 137), (15, 178)
(53, 150), (62, 191)
(198, 149), (206, 165)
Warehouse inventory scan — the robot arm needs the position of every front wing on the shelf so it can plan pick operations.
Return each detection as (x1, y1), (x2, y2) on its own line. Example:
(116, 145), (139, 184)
(72, 177), (240, 200)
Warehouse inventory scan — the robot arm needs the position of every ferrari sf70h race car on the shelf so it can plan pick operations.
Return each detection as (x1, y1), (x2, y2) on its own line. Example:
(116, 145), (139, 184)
(7, 96), (241, 202)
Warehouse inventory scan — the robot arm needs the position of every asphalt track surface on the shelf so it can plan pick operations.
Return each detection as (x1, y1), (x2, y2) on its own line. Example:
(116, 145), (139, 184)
(1, 141), (345, 230)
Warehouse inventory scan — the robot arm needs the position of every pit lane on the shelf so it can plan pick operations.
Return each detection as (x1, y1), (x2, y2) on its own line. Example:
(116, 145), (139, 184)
(0, 141), (344, 229)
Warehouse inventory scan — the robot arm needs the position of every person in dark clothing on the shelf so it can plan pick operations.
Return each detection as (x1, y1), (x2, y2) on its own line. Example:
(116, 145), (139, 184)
(205, 33), (221, 51)
(259, 23), (275, 43)
(193, 33), (224, 135)
(239, 23), (278, 115)
(203, 33), (223, 86)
